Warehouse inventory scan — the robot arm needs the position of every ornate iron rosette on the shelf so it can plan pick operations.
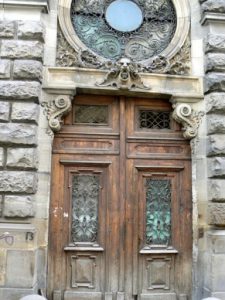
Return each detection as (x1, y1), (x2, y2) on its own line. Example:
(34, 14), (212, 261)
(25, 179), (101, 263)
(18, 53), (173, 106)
(70, 0), (177, 62)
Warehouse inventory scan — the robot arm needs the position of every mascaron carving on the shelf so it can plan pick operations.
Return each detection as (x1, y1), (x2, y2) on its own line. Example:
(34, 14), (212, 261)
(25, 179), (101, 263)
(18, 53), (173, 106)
(42, 95), (72, 132)
(96, 58), (150, 90)
(172, 103), (204, 139)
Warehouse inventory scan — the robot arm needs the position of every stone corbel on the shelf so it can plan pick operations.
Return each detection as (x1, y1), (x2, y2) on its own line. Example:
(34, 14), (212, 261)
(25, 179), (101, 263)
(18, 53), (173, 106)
(172, 103), (204, 139)
(42, 95), (72, 133)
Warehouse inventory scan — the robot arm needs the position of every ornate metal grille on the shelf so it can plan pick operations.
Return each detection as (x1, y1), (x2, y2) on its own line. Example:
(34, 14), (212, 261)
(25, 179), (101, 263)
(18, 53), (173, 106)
(145, 179), (171, 245)
(71, 0), (177, 61)
(74, 105), (108, 124)
(71, 175), (100, 243)
(139, 110), (171, 129)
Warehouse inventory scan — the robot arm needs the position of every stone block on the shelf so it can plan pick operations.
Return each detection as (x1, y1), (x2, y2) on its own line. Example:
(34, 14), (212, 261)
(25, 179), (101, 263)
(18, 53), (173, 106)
(4, 196), (35, 218)
(6, 250), (36, 288)
(207, 134), (225, 156)
(13, 60), (42, 81)
(202, 0), (225, 13)
(208, 114), (225, 134)
(0, 123), (37, 145)
(18, 21), (45, 41)
(208, 180), (225, 201)
(0, 147), (4, 167)
(208, 157), (225, 178)
(0, 249), (7, 286)
(0, 171), (38, 193)
(7, 148), (38, 169)
(11, 103), (39, 123)
(1, 40), (43, 60)
(206, 53), (225, 72)
(0, 21), (15, 38)
(206, 93), (225, 114)
(208, 202), (225, 225)
(0, 101), (10, 122)
(205, 34), (225, 53)
(0, 81), (40, 100)
(0, 195), (3, 216)
(212, 254), (225, 291)
(205, 73), (225, 93)
(0, 59), (10, 79)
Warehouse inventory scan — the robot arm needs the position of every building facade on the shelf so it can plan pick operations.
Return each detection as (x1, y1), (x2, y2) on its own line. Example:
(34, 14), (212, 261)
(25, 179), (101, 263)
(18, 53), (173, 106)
(0, 0), (225, 299)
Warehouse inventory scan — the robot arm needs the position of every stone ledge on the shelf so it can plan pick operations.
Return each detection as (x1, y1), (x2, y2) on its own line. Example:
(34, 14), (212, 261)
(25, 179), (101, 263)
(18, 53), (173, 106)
(0, 0), (49, 13)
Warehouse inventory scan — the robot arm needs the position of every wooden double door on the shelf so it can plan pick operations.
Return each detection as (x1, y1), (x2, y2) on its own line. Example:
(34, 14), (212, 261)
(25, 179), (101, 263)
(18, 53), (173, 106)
(48, 95), (192, 300)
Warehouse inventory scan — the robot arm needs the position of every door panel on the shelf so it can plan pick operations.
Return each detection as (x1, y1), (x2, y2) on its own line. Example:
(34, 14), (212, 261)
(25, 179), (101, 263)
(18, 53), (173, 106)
(48, 95), (192, 300)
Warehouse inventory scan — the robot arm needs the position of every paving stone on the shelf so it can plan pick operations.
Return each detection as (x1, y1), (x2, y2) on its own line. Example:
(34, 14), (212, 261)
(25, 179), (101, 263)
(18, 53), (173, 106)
(206, 53), (225, 72)
(6, 250), (35, 288)
(0, 21), (15, 38)
(7, 148), (38, 169)
(4, 196), (35, 218)
(0, 123), (37, 145)
(208, 157), (225, 178)
(208, 202), (225, 225)
(0, 102), (10, 122)
(1, 40), (43, 60)
(207, 134), (225, 156)
(14, 60), (42, 81)
(11, 103), (39, 123)
(207, 114), (225, 134)
(0, 59), (11, 79)
(208, 180), (225, 201)
(0, 171), (37, 193)
(205, 73), (225, 93)
(206, 93), (225, 113)
(202, 0), (225, 13)
(205, 34), (225, 53)
(0, 148), (4, 168)
(18, 21), (45, 41)
(0, 81), (40, 100)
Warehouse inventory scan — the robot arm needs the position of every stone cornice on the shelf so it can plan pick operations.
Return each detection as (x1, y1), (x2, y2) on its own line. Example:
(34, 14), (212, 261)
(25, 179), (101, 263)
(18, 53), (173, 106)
(0, 0), (49, 13)
(201, 12), (225, 25)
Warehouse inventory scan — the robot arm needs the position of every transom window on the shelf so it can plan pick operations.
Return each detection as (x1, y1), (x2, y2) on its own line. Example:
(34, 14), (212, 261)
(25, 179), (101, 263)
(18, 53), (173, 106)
(70, 0), (177, 61)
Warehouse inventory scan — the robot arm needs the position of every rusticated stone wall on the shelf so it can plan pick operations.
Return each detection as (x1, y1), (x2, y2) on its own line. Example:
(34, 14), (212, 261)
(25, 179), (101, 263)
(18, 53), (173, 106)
(200, 0), (225, 298)
(0, 19), (45, 299)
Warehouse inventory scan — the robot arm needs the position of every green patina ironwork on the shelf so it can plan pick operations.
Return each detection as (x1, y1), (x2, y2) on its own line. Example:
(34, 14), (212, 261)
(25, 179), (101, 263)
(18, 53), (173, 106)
(145, 179), (171, 245)
(72, 175), (99, 243)
(71, 0), (177, 61)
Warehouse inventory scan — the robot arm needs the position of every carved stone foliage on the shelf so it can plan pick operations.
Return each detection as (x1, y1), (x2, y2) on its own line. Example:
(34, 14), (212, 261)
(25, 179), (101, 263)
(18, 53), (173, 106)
(42, 95), (72, 133)
(56, 27), (191, 75)
(172, 103), (204, 139)
(96, 58), (150, 90)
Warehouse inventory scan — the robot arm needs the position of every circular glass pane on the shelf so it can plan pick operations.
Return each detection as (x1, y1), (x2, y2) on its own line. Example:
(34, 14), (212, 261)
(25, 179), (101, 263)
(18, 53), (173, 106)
(105, 0), (143, 32)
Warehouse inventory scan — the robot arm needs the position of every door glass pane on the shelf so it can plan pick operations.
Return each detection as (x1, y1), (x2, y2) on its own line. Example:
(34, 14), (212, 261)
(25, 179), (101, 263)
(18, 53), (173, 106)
(139, 110), (171, 129)
(71, 175), (100, 243)
(74, 105), (108, 124)
(145, 179), (171, 245)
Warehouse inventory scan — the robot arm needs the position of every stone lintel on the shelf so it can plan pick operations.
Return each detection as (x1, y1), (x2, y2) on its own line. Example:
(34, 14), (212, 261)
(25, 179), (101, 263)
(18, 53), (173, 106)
(0, 0), (49, 13)
(43, 67), (203, 102)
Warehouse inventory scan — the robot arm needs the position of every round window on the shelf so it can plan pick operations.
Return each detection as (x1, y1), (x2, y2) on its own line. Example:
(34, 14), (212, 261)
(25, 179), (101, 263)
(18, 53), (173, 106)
(70, 0), (177, 62)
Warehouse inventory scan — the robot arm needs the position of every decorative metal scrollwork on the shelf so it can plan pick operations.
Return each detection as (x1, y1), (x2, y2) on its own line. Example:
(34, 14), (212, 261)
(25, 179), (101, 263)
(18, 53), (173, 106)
(71, 0), (177, 62)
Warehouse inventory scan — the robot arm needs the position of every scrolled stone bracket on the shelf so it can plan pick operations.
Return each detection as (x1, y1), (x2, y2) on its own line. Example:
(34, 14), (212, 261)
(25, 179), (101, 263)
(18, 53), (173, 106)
(42, 95), (72, 134)
(172, 103), (204, 139)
